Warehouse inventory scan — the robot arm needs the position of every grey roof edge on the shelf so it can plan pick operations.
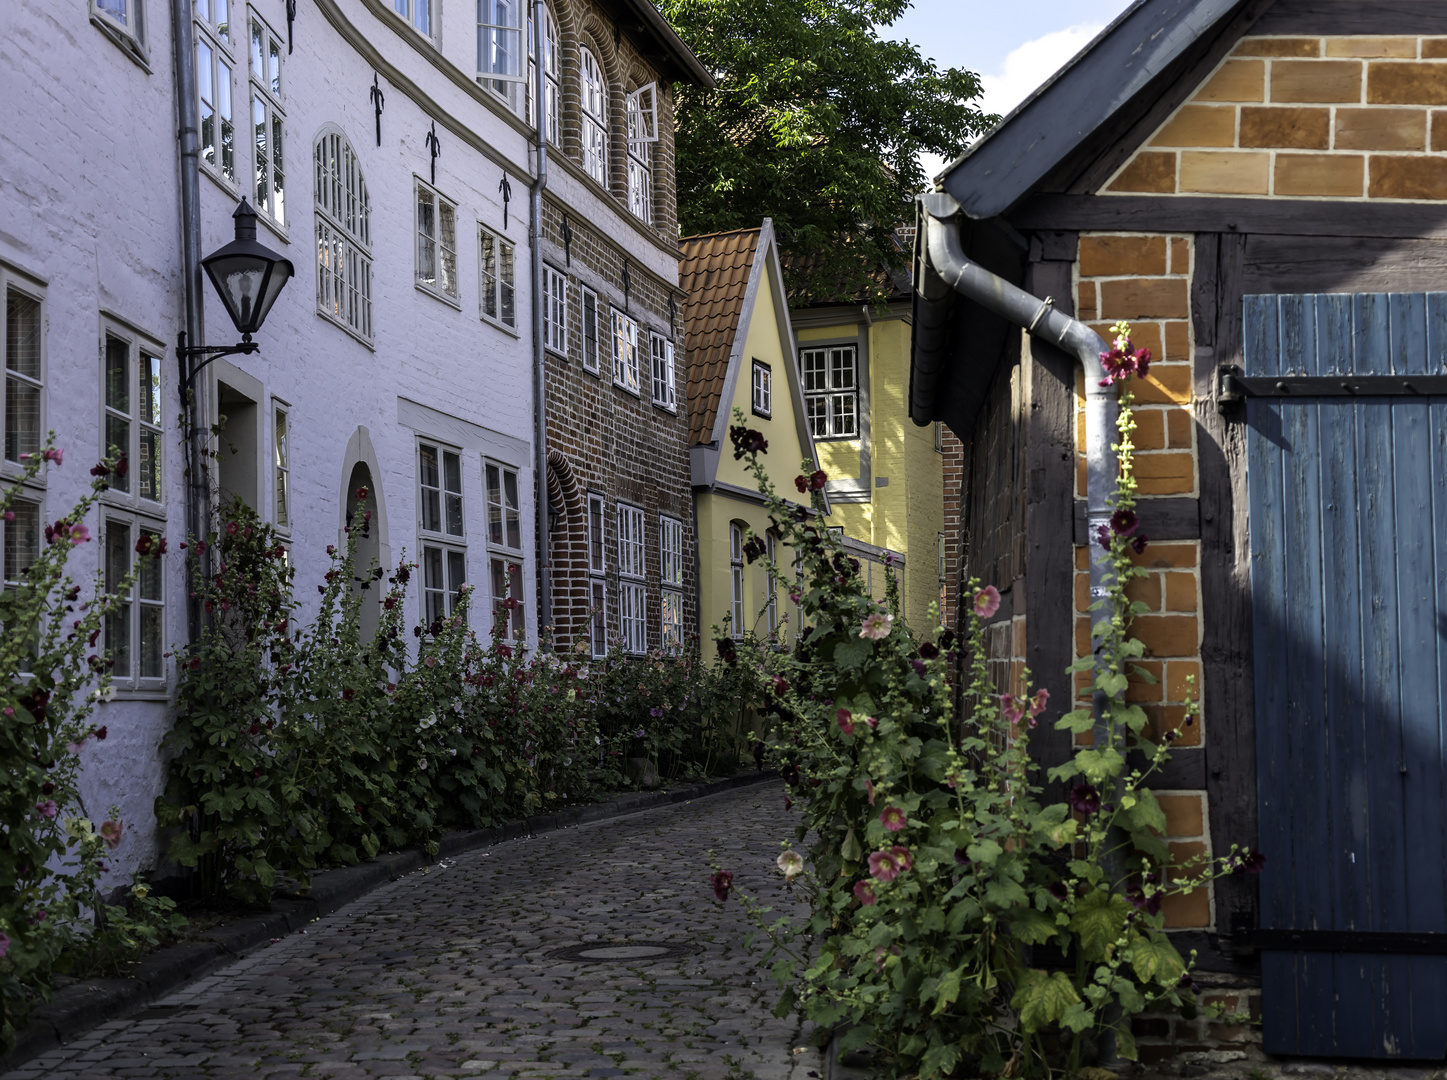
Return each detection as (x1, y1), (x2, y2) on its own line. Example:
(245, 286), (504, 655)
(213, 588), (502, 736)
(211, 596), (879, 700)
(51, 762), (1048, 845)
(938, 0), (1251, 219)
(609, 0), (716, 90)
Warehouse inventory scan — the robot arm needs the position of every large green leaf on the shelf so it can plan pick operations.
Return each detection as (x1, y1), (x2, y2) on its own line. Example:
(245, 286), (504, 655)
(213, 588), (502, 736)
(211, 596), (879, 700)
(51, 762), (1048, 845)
(1068, 889), (1130, 961)
(1008, 907), (1058, 945)
(1128, 931), (1186, 986)
(1011, 968), (1082, 1032)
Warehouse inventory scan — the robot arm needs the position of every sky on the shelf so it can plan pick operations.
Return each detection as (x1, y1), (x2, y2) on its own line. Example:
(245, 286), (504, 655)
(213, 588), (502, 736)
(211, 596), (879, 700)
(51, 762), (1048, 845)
(883, 0), (1137, 178)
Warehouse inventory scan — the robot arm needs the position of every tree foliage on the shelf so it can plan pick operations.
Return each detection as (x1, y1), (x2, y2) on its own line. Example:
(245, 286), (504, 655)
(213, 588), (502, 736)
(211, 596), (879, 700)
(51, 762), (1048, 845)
(662, 0), (995, 302)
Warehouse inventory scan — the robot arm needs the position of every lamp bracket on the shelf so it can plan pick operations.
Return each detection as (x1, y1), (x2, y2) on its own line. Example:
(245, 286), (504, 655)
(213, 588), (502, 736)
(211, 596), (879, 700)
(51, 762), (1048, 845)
(177, 331), (258, 389)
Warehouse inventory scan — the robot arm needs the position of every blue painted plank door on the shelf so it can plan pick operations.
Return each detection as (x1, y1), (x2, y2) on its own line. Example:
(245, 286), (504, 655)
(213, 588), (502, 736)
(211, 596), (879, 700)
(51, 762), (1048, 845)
(1246, 292), (1447, 1060)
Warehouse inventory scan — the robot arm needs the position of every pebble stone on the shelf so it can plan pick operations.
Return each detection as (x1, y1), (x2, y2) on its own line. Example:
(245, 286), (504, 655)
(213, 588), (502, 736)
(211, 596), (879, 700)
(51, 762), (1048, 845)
(5, 784), (827, 1080)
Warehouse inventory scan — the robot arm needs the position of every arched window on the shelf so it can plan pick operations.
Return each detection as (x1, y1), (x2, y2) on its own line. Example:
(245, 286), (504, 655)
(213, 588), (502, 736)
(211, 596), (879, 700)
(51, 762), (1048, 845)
(314, 128), (373, 341)
(527, 6), (560, 144)
(626, 86), (652, 223)
(580, 46), (608, 185)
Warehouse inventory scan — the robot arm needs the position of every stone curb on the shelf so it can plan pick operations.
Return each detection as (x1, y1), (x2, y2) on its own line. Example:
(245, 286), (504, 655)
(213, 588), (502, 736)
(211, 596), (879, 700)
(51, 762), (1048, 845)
(0, 769), (779, 1073)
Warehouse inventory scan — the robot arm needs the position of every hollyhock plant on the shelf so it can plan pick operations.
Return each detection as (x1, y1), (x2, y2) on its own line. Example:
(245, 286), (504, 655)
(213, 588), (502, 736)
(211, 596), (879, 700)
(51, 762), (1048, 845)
(1000, 693), (1024, 725)
(868, 849), (902, 882)
(973, 585), (1000, 619)
(859, 612), (892, 640)
(1069, 782), (1101, 816)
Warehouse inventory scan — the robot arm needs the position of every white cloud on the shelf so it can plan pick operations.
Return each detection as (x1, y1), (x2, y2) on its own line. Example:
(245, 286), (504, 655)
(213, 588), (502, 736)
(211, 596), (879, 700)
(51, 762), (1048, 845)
(978, 23), (1105, 119)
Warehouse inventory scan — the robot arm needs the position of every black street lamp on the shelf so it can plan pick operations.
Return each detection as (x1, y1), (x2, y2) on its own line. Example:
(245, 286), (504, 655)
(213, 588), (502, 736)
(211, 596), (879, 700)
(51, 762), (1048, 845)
(179, 198), (294, 387)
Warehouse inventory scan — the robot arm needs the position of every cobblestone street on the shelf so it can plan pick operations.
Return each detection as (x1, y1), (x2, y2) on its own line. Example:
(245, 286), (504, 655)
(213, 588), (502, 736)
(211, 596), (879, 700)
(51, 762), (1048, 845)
(5, 784), (819, 1080)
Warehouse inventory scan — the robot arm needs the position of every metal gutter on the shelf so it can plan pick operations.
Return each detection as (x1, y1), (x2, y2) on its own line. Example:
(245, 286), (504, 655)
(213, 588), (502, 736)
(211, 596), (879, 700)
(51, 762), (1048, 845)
(917, 191), (1117, 723)
(171, 0), (211, 645)
(530, 0), (551, 647)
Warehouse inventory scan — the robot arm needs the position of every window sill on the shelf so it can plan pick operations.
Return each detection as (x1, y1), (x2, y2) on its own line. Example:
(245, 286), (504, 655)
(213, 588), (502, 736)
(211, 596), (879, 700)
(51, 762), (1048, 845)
(201, 163), (240, 200)
(812, 434), (861, 443)
(581, 363), (602, 378)
(91, 14), (151, 72)
(99, 491), (167, 517)
(110, 686), (171, 702)
(612, 380), (641, 399)
(651, 401), (677, 415)
(481, 313), (521, 338)
(544, 345), (568, 361)
(257, 210), (289, 246)
(416, 282), (463, 310)
(316, 307), (376, 350)
(752, 408), (772, 420)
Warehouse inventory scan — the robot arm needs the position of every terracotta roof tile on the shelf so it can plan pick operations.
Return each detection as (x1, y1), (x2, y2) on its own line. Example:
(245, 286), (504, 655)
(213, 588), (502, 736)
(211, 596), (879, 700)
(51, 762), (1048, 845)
(679, 227), (763, 447)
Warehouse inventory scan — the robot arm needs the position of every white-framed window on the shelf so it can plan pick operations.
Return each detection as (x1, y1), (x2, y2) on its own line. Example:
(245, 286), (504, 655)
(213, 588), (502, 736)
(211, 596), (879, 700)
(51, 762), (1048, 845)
(248, 10), (286, 226)
(938, 533), (947, 609)
(315, 129), (374, 342)
(580, 288), (600, 373)
(418, 442), (466, 627)
(93, 0), (148, 61)
(479, 225), (516, 329)
(4, 274), (45, 469)
(415, 179), (459, 302)
(485, 459), (525, 644)
(543, 264), (568, 354)
(801, 344), (858, 439)
(477, 0), (525, 82)
(626, 90), (652, 223)
(587, 492), (606, 658)
(580, 46), (608, 185)
(196, 20), (236, 187)
(765, 530), (778, 636)
(3, 490), (41, 616)
(617, 503), (646, 654)
(650, 333), (675, 409)
(272, 401), (290, 531)
(101, 330), (164, 506)
(394, 0), (433, 39)
(104, 514), (166, 687)
(729, 522), (744, 638)
(751, 359), (771, 418)
(612, 309), (640, 394)
(527, 5), (559, 142)
(660, 515), (683, 650)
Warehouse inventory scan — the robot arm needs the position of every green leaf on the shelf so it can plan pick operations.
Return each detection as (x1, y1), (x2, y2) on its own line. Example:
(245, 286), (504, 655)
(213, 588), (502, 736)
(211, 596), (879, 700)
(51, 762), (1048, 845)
(1115, 1027), (1139, 1061)
(1060, 1001), (1095, 1033)
(930, 968), (962, 1015)
(772, 986), (797, 1018)
(833, 637), (872, 671)
(1011, 968), (1082, 1032)
(1128, 932), (1186, 986)
(841, 828), (862, 863)
(1096, 672), (1129, 699)
(1008, 907), (1058, 945)
(1056, 708), (1096, 733)
(1068, 888), (1130, 961)
(967, 838), (1002, 866)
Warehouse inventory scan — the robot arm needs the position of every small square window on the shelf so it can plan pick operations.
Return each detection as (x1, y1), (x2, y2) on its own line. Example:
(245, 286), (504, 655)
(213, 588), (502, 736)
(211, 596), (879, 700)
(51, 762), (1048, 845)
(751, 360), (771, 418)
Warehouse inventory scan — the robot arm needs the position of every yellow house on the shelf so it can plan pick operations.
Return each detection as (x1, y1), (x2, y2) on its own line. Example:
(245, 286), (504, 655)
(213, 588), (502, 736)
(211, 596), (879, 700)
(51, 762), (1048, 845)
(789, 247), (947, 633)
(680, 222), (825, 660)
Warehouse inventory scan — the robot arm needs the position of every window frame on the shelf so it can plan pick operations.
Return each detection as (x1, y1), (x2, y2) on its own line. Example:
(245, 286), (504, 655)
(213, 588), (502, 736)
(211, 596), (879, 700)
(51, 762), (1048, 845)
(272, 399), (291, 534)
(617, 502), (647, 655)
(587, 492), (607, 658)
(196, 19), (237, 190)
(612, 309), (640, 396)
(650, 333), (675, 411)
(579, 45), (608, 186)
(477, 0), (526, 82)
(102, 512), (168, 694)
(99, 321), (166, 511)
(660, 515), (683, 651)
(729, 522), (744, 639)
(92, 0), (149, 65)
(393, 0), (436, 42)
(800, 343), (859, 440)
(478, 224), (517, 331)
(314, 128), (374, 344)
(580, 287), (601, 374)
(2, 487), (43, 673)
(415, 177), (460, 304)
(247, 8), (287, 230)
(484, 458), (525, 645)
(3, 268), (47, 479)
(751, 359), (772, 418)
(542, 264), (568, 356)
(625, 90), (652, 224)
(765, 530), (778, 636)
(417, 439), (468, 628)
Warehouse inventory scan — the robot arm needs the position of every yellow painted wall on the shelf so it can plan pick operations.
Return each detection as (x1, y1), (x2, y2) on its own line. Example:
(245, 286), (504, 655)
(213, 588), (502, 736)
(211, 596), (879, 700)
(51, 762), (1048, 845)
(696, 493), (795, 662)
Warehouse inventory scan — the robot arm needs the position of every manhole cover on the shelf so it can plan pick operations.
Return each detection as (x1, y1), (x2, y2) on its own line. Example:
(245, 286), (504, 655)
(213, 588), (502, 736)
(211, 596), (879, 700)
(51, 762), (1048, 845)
(548, 941), (701, 962)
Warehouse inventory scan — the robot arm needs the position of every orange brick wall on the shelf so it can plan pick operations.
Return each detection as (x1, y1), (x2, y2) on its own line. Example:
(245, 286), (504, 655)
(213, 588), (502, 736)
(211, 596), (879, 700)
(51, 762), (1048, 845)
(1071, 231), (1210, 930)
(1108, 34), (1447, 200)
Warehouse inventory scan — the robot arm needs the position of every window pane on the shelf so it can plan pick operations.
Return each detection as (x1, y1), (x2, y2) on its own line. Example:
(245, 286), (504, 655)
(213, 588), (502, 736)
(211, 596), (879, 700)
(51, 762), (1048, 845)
(499, 242), (515, 326)
(268, 36), (281, 96)
(105, 414), (130, 491)
(6, 291), (40, 380)
(3, 499), (39, 583)
(250, 17), (264, 80)
(590, 580), (606, 657)
(254, 97), (269, 210)
(419, 445), (441, 532)
(138, 351), (161, 426)
(274, 409), (289, 528)
(4, 378), (39, 464)
(271, 113), (285, 224)
(589, 498), (603, 572)
(486, 463), (503, 546)
(105, 522), (131, 677)
(105, 337), (129, 413)
(138, 427), (161, 501)
(504, 469), (520, 549)
(140, 605), (163, 679)
(219, 59), (234, 181)
(447, 549), (466, 610)
(215, 0), (229, 39)
(440, 203), (457, 297)
(423, 546), (444, 625)
(138, 542), (162, 601)
(508, 561), (524, 640)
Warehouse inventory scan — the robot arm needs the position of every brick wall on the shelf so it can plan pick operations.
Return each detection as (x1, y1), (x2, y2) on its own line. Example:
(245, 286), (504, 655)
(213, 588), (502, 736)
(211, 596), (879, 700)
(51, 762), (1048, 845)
(538, 197), (695, 652)
(1134, 977), (1264, 1067)
(1109, 34), (1447, 199)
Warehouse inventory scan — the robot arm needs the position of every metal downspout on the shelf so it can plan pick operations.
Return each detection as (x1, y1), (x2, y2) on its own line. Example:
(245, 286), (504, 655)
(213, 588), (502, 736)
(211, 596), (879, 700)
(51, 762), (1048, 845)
(529, 0), (551, 648)
(172, 0), (211, 646)
(917, 192), (1119, 757)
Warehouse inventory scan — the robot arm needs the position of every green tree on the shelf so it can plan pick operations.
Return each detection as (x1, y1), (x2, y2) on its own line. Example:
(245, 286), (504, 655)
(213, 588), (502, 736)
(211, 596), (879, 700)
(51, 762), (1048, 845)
(662, 0), (994, 302)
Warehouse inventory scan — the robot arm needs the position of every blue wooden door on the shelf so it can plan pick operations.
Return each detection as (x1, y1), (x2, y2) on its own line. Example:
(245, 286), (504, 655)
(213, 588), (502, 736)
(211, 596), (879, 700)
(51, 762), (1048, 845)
(1247, 292), (1447, 1059)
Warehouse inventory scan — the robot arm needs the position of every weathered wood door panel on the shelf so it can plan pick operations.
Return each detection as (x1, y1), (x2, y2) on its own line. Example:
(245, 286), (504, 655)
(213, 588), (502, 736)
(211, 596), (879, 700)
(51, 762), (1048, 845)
(1246, 292), (1447, 1060)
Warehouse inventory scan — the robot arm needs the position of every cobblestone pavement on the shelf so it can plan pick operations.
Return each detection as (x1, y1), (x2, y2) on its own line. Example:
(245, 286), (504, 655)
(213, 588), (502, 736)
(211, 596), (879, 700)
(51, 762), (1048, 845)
(6, 783), (827, 1080)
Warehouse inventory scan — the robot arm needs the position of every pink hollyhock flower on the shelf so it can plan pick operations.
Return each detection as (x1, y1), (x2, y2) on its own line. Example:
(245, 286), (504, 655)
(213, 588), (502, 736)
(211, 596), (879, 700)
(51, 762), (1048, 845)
(836, 708), (855, 736)
(2, 511), (12, 521)
(1029, 688), (1050, 718)
(853, 880), (876, 906)
(100, 819), (123, 849)
(880, 806), (907, 832)
(42, 448), (63, 465)
(68, 524), (90, 546)
(859, 612), (892, 640)
(868, 849), (901, 882)
(1000, 693), (1024, 725)
(973, 585), (1001, 619)
(35, 800), (57, 819)
(865, 715), (878, 730)
(710, 869), (733, 902)
(0, 931), (9, 958)
(890, 846), (912, 872)
(865, 778), (875, 806)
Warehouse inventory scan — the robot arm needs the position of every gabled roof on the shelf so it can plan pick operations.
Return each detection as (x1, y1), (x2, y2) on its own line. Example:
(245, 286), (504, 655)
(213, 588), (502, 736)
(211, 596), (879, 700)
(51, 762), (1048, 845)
(679, 226), (762, 447)
(938, 0), (1259, 219)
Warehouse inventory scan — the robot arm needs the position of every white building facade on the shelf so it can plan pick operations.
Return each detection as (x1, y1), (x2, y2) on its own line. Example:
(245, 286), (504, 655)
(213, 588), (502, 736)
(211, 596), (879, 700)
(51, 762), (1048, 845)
(0, 0), (704, 882)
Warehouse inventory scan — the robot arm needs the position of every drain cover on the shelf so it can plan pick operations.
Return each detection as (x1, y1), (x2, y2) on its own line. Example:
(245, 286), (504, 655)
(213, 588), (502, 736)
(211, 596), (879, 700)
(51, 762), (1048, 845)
(548, 941), (700, 962)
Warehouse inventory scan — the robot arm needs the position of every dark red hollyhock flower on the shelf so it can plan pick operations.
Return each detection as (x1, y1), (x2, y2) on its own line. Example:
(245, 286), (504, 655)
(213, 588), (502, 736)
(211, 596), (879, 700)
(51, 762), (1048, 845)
(808, 469), (827, 491)
(1234, 850), (1267, 875)
(1049, 881), (1069, 901)
(114, 455), (129, 478)
(1068, 783), (1101, 815)
(249, 723), (260, 735)
(742, 536), (765, 563)
(919, 643), (939, 660)
(1095, 524), (1111, 551)
(794, 475), (809, 493)
(355, 486), (369, 500)
(710, 869), (733, 902)
(1110, 509), (1138, 537)
(728, 424), (768, 460)
(189, 657), (201, 670)
(1131, 534), (1149, 554)
(911, 659), (927, 678)
(1125, 884), (1162, 915)
(90, 461), (110, 477)
(252, 767), (263, 778)
(773, 676), (789, 696)
(41, 782), (54, 795)
(939, 629), (956, 651)
(342, 687), (355, 702)
(715, 637), (737, 665)
(95, 726), (107, 740)
(954, 848), (971, 866)
(135, 534), (154, 557)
